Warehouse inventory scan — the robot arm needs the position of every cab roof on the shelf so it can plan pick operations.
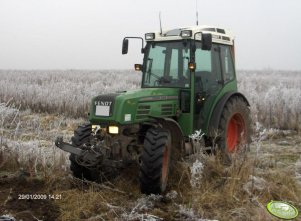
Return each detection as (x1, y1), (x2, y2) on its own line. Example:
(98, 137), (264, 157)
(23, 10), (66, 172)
(146, 25), (234, 46)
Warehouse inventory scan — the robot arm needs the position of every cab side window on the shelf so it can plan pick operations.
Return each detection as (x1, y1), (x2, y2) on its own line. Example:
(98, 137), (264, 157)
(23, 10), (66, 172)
(170, 49), (178, 79)
(220, 45), (235, 82)
(194, 43), (222, 93)
(195, 49), (211, 72)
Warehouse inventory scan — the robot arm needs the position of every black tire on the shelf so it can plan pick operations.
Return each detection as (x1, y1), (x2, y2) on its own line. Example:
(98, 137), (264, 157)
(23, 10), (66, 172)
(69, 123), (99, 181)
(217, 96), (251, 156)
(139, 128), (172, 194)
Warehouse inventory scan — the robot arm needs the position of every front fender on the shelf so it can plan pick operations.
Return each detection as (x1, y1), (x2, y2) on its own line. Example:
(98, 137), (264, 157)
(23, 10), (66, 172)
(148, 116), (184, 152)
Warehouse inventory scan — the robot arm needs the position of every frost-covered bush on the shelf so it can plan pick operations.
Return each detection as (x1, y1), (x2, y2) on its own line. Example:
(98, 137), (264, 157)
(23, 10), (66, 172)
(238, 70), (301, 130)
(0, 69), (300, 130)
(0, 138), (68, 174)
(190, 159), (204, 188)
(0, 70), (140, 118)
(0, 102), (19, 128)
(121, 194), (163, 221)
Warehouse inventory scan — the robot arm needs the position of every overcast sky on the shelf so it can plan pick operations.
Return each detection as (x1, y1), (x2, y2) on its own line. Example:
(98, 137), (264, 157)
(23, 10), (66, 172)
(0, 0), (301, 70)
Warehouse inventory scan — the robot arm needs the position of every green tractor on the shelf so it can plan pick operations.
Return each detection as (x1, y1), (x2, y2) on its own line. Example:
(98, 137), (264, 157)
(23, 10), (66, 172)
(55, 25), (251, 194)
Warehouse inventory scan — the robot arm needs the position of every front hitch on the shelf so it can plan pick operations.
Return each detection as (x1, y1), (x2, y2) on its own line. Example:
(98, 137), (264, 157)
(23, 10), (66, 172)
(55, 136), (83, 155)
(55, 136), (103, 167)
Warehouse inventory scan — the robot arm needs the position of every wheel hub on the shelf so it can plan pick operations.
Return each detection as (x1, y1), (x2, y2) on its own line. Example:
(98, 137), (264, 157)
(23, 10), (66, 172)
(227, 113), (245, 152)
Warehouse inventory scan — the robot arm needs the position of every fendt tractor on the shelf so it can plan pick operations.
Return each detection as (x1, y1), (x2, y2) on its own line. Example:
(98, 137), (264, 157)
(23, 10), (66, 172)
(55, 25), (251, 194)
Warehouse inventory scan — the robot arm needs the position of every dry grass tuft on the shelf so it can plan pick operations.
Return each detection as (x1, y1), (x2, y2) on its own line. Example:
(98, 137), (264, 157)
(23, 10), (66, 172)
(167, 141), (301, 221)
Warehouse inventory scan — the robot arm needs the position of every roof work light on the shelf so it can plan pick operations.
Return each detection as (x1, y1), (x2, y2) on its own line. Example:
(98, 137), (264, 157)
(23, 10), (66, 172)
(145, 33), (155, 40)
(180, 30), (192, 38)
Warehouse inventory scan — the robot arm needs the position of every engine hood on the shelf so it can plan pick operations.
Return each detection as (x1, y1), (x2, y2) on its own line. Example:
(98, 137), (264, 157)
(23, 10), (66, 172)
(89, 88), (180, 125)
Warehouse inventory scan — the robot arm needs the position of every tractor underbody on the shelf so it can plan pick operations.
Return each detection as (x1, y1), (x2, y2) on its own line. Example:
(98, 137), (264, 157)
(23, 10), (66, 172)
(55, 124), (142, 173)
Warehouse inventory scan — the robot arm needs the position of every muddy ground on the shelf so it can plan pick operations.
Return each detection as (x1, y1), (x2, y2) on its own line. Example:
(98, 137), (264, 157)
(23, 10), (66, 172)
(1, 138), (300, 220)
(0, 173), (60, 220)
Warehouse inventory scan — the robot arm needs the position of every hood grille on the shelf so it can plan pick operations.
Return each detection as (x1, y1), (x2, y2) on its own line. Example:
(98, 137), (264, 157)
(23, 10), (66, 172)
(136, 103), (174, 119)
(161, 103), (173, 116)
(136, 104), (151, 120)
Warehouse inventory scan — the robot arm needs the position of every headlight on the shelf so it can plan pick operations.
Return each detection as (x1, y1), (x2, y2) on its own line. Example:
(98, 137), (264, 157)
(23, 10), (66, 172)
(92, 125), (101, 134)
(108, 126), (119, 134)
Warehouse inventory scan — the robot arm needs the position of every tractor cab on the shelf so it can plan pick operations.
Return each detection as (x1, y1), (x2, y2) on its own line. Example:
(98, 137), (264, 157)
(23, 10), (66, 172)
(122, 26), (238, 136)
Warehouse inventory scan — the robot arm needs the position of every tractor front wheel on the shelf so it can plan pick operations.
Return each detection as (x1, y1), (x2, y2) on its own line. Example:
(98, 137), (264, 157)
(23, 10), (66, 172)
(139, 128), (172, 194)
(69, 124), (99, 181)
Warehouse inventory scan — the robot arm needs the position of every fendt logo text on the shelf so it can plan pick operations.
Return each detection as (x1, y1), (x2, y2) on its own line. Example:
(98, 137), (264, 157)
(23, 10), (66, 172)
(95, 101), (112, 106)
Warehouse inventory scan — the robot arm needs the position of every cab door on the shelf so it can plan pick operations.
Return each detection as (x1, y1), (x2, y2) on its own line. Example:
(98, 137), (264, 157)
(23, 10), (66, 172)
(194, 43), (223, 131)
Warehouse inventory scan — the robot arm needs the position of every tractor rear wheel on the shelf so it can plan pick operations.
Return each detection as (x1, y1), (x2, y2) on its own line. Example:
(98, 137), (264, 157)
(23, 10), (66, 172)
(139, 128), (172, 194)
(69, 123), (99, 181)
(217, 96), (251, 157)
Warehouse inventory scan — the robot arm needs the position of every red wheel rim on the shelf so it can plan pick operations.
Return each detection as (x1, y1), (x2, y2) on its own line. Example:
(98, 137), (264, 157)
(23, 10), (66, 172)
(227, 113), (245, 152)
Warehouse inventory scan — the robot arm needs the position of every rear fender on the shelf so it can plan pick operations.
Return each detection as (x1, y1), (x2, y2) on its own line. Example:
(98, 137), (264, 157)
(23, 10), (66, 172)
(207, 92), (250, 137)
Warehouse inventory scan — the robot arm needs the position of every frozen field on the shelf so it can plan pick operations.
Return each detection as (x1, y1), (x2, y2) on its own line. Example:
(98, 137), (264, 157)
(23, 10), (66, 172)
(0, 70), (300, 220)
(0, 69), (300, 129)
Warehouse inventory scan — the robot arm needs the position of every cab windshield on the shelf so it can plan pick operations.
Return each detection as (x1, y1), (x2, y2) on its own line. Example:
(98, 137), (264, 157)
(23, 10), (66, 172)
(142, 41), (191, 88)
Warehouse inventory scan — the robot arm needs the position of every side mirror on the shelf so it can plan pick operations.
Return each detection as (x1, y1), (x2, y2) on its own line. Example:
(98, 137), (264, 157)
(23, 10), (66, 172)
(201, 33), (212, 51)
(122, 38), (129, 54)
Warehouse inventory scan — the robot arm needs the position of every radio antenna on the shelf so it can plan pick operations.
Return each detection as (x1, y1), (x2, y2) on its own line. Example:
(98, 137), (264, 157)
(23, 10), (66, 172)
(159, 11), (163, 35)
(196, 0), (199, 26)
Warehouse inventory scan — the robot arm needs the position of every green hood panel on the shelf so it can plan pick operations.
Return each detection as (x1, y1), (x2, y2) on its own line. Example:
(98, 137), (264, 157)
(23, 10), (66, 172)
(89, 88), (180, 124)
